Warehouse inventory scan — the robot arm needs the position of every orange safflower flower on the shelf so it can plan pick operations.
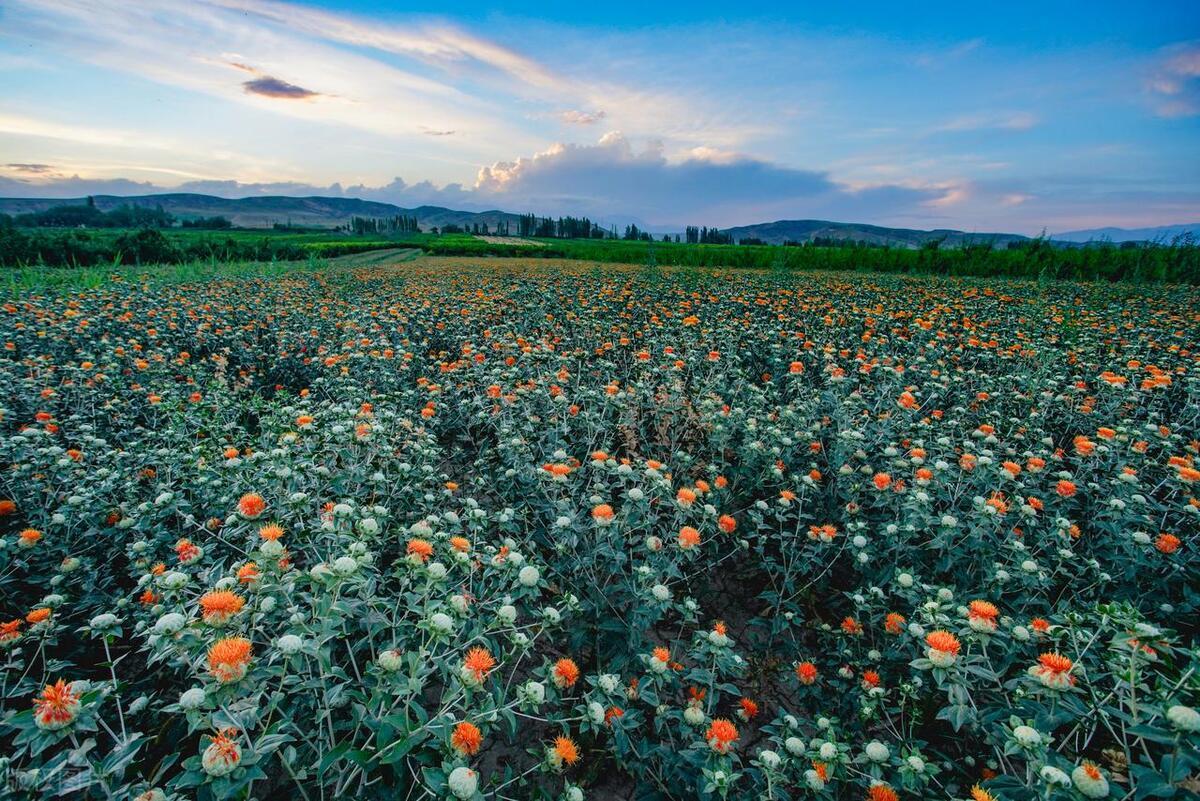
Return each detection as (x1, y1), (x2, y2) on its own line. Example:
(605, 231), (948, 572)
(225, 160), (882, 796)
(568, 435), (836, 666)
(885, 612), (906, 634)
(259, 523), (284, 541)
(1156, 533), (1181, 554)
(968, 599), (999, 627)
(867, 784), (899, 801)
(406, 538), (434, 562)
(796, 661), (818, 685)
(705, 718), (739, 753)
(926, 630), (961, 655)
(717, 514), (737, 534)
(451, 721), (483, 756)
(199, 590), (245, 624)
(552, 735), (580, 765)
(1029, 652), (1076, 689)
(678, 526), (701, 549)
(237, 493), (265, 519)
(208, 637), (252, 683)
(176, 538), (201, 563)
(738, 697), (759, 719)
(33, 679), (81, 730)
(462, 647), (496, 683)
(1055, 480), (1077, 497)
(553, 658), (580, 688)
(809, 524), (838, 542)
(0, 619), (21, 643)
(872, 472), (892, 490)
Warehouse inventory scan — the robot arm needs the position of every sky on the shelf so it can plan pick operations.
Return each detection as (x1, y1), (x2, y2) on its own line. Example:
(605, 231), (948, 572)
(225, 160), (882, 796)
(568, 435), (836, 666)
(0, 0), (1198, 233)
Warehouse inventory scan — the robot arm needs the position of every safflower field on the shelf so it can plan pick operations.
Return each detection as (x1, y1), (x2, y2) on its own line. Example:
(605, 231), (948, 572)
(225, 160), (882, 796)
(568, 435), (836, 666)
(0, 256), (1197, 801)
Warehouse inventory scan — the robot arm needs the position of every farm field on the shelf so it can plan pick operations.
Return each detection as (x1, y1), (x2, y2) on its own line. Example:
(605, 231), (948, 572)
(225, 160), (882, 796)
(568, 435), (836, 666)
(1, 255), (1198, 801)
(3, 225), (1199, 284)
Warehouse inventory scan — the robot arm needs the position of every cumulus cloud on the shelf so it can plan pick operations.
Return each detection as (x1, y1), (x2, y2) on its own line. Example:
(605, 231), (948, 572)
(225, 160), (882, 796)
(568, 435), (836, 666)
(0, 174), (161, 196)
(471, 133), (948, 224)
(242, 76), (321, 100)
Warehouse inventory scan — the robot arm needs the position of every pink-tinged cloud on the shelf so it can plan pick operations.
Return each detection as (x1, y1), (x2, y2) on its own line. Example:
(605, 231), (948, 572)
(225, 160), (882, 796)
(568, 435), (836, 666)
(1147, 43), (1200, 118)
(558, 110), (607, 125)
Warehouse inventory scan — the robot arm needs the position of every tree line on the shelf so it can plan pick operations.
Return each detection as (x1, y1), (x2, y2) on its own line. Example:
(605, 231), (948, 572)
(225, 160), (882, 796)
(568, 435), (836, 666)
(8, 198), (235, 230)
(346, 215), (421, 234)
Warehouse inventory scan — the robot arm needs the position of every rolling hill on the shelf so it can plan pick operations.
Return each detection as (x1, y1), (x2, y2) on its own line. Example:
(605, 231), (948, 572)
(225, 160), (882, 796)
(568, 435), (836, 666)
(721, 219), (1031, 248)
(0, 193), (523, 231)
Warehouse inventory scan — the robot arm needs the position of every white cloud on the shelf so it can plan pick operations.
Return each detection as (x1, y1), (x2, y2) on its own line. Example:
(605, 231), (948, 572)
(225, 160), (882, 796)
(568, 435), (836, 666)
(1147, 43), (1200, 118)
(932, 111), (1038, 133)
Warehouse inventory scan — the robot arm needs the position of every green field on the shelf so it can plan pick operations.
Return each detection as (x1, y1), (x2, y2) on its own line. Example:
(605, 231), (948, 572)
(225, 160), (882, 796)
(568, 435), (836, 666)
(3, 224), (1199, 283)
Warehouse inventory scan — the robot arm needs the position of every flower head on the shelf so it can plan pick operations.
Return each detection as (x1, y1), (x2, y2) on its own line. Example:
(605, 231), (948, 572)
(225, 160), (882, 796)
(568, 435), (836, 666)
(198, 590), (245, 626)
(1028, 652), (1076, 690)
(461, 646), (497, 686)
(925, 630), (961, 667)
(207, 637), (252, 683)
(406, 538), (434, 563)
(33, 679), (81, 730)
(866, 783), (898, 801)
(705, 718), (739, 753)
(553, 657), (580, 689)
(237, 493), (266, 519)
(547, 735), (580, 770)
(202, 729), (241, 777)
(451, 721), (483, 756)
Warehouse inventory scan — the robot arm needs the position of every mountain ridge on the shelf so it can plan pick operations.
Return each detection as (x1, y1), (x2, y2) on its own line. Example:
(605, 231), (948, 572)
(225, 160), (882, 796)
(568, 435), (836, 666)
(720, 219), (1030, 248)
(1050, 223), (1200, 243)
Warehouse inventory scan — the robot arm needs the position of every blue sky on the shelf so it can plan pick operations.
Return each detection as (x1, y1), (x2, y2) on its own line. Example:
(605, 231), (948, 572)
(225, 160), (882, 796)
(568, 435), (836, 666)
(1, 0), (1197, 232)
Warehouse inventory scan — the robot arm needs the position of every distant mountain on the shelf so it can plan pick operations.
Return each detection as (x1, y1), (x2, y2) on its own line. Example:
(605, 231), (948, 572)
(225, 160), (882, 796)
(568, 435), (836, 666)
(0, 193), (523, 231)
(721, 219), (1031, 248)
(1050, 223), (1200, 244)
